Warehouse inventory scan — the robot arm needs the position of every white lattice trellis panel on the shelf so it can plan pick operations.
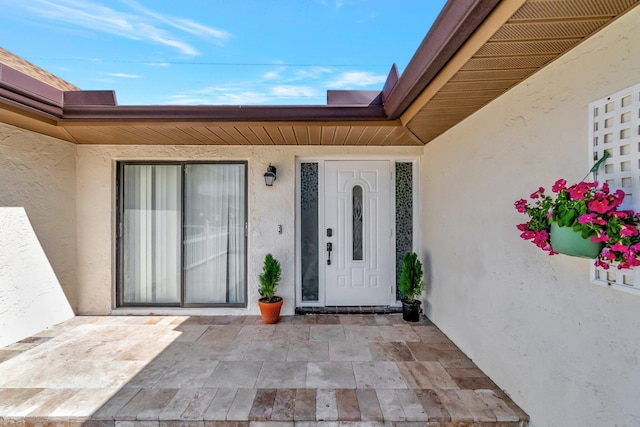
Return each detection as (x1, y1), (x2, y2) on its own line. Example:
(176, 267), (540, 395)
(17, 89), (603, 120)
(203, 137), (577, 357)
(589, 82), (640, 295)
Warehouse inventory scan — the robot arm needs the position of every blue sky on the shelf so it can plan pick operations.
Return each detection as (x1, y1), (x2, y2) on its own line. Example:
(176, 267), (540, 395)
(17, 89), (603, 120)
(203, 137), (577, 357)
(0, 0), (447, 105)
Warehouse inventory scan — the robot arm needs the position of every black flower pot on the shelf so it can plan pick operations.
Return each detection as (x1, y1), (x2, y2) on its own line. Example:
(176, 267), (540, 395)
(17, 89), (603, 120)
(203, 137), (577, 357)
(402, 299), (422, 322)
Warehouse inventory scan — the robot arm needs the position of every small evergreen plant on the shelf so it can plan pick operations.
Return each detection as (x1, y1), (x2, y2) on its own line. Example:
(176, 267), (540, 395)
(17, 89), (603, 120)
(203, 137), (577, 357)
(398, 251), (423, 303)
(259, 253), (282, 302)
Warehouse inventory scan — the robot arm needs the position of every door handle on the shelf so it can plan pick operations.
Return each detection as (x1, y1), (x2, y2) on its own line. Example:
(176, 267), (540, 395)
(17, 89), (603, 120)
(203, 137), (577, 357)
(326, 242), (333, 265)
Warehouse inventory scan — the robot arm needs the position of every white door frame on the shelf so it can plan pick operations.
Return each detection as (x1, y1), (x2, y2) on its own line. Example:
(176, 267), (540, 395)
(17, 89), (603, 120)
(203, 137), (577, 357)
(295, 156), (421, 308)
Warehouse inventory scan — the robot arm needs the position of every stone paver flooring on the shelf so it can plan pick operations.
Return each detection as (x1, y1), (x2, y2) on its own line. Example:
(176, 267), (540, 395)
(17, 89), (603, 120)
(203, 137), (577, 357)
(0, 314), (528, 426)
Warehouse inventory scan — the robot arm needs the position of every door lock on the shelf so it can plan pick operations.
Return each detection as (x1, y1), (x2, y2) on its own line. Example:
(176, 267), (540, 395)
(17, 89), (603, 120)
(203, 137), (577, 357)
(326, 242), (333, 265)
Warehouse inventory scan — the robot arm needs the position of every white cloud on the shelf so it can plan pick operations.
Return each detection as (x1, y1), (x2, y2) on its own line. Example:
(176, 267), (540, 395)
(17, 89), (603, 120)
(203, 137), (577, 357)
(104, 72), (142, 78)
(294, 67), (333, 80)
(21, 0), (231, 56)
(271, 85), (319, 98)
(326, 71), (386, 88)
(166, 90), (271, 105)
(122, 0), (231, 45)
(263, 70), (281, 80)
(212, 92), (272, 105)
(262, 66), (332, 83)
(164, 95), (216, 105)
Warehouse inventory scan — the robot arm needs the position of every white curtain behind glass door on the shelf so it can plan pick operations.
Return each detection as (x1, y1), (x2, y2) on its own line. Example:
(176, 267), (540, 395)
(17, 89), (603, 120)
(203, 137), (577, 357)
(123, 165), (181, 303)
(184, 164), (246, 304)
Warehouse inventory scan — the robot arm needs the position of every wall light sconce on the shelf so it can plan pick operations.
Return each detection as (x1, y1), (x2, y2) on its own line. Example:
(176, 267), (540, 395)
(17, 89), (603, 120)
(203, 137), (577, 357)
(264, 164), (277, 186)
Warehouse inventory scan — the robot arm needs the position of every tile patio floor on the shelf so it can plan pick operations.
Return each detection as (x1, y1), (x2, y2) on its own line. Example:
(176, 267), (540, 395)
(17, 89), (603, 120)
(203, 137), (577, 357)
(0, 314), (528, 426)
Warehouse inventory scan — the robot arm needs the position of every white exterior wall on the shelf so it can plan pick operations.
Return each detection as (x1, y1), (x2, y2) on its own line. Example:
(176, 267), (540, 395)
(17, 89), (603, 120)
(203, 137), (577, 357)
(421, 8), (640, 427)
(76, 145), (421, 315)
(0, 123), (76, 347)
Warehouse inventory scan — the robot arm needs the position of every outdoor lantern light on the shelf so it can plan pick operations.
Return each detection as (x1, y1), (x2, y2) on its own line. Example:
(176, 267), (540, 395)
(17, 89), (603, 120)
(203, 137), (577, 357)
(264, 164), (277, 186)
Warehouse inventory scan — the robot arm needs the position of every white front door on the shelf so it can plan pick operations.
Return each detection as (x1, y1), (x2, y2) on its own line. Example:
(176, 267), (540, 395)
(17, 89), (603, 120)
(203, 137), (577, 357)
(324, 160), (394, 305)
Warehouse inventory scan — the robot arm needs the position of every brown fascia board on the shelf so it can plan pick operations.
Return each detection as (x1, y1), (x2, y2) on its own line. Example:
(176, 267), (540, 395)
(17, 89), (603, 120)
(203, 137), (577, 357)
(60, 104), (388, 122)
(325, 64), (399, 106)
(381, 64), (399, 104)
(0, 63), (64, 116)
(64, 90), (117, 106)
(326, 90), (382, 106)
(383, 0), (500, 119)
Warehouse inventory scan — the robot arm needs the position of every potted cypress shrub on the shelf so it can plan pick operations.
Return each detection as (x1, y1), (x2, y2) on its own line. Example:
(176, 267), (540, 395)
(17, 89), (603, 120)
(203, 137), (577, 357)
(258, 253), (283, 324)
(398, 251), (424, 322)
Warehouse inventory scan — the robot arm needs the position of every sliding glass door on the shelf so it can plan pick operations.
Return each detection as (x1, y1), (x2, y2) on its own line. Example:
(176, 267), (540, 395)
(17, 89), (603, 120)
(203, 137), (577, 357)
(118, 162), (247, 307)
(183, 164), (246, 304)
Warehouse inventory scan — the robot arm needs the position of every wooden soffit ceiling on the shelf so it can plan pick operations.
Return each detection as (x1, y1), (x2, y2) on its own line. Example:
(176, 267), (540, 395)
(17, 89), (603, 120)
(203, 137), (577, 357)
(403, 0), (640, 144)
(60, 121), (420, 146)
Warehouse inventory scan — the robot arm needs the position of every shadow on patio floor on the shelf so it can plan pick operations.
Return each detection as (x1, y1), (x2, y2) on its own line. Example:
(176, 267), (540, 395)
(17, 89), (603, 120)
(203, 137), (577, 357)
(0, 314), (528, 426)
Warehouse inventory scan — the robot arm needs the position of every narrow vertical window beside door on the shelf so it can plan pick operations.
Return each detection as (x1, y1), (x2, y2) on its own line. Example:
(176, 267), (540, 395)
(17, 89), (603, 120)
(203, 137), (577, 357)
(352, 185), (363, 261)
(300, 162), (319, 301)
(395, 162), (413, 301)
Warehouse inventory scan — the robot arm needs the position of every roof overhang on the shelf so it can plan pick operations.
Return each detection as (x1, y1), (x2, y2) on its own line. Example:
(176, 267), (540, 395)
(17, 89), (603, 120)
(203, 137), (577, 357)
(1, 0), (638, 146)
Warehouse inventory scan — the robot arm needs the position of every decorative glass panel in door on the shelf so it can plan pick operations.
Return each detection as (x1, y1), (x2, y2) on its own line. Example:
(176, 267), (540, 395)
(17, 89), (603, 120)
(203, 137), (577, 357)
(395, 162), (413, 301)
(300, 162), (319, 301)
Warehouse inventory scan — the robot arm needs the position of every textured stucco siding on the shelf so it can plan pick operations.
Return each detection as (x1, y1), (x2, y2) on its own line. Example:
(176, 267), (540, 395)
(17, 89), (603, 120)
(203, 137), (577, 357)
(421, 7), (640, 427)
(0, 123), (76, 346)
(75, 145), (422, 315)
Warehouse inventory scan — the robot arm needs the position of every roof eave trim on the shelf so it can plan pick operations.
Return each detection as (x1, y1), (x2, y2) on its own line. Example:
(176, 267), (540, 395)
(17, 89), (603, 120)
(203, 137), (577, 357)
(60, 104), (389, 122)
(383, 0), (500, 119)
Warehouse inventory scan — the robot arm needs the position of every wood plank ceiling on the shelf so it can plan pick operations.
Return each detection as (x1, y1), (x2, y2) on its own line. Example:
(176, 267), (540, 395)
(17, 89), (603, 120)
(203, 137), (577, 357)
(61, 122), (420, 146)
(404, 0), (640, 144)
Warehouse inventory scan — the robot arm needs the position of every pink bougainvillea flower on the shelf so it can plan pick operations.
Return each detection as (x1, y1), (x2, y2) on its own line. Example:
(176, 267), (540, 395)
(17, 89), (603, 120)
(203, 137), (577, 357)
(578, 213), (605, 225)
(578, 213), (595, 224)
(588, 198), (614, 214)
(516, 223), (529, 232)
(529, 187), (545, 199)
(591, 233), (611, 243)
(600, 248), (616, 261)
(610, 241), (629, 252)
(620, 224), (639, 237)
(611, 211), (629, 218)
(520, 230), (536, 240)
(533, 230), (549, 249)
(595, 258), (610, 270)
(568, 182), (591, 200)
(514, 199), (528, 213)
(610, 190), (626, 208)
(552, 179), (567, 193)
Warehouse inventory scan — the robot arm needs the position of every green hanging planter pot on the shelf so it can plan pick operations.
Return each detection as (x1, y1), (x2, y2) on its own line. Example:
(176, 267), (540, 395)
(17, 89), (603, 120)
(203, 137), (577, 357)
(550, 222), (603, 259)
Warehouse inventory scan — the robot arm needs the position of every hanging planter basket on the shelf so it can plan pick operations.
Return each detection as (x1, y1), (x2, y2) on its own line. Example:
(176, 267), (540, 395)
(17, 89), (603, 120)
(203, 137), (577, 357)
(550, 222), (603, 259)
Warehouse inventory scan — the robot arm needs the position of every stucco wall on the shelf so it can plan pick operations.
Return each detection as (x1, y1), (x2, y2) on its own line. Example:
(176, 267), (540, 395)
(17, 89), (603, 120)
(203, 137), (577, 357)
(76, 145), (421, 315)
(421, 8), (640, 427)
(0, 123), (76, 346)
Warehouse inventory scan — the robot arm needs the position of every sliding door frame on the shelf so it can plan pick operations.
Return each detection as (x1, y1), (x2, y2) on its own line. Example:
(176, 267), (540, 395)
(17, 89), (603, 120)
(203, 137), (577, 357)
(116, 160), (248, 308)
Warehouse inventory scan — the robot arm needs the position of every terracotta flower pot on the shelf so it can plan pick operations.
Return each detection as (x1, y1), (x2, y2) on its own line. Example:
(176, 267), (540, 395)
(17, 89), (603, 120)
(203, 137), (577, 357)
(258, 297), (283, 324)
